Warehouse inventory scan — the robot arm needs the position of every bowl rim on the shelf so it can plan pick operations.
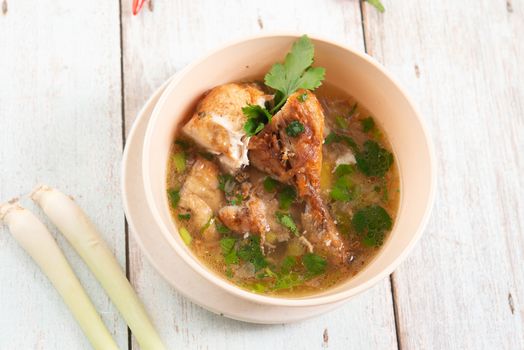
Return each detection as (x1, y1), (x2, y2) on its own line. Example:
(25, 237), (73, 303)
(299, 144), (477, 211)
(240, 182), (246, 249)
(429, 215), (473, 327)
(142, 32), (437, 307)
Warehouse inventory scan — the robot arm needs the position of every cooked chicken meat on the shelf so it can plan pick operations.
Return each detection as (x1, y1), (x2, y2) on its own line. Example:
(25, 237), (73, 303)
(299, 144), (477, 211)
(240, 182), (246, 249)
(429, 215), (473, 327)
(218, 197), (271, 245)
(179, 157), (224, 241)
(249, 90), (347, 264)
(182, 83), (270, 173)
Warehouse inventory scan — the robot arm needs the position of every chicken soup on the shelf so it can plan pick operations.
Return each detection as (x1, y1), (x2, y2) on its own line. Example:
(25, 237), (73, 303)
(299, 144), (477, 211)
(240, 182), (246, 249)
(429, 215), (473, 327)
(166, 36), (399, 296)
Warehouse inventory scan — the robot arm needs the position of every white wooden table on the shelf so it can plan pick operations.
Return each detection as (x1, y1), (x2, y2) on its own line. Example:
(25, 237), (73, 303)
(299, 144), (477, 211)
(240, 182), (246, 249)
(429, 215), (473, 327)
(1, 1), (523, 349)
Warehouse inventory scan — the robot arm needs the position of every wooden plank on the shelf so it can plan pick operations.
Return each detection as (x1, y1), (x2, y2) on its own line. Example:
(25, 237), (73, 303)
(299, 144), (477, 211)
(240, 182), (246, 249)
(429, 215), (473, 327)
(122, 0), (398, 349)
(0, 1), (126, 349)
(362, 0), (524, 348)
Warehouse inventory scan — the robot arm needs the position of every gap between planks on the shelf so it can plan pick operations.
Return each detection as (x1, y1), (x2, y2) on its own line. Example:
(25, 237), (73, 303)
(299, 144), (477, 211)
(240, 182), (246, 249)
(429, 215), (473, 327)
(117, 0), (132, 349)
(359, 1), (401, 349)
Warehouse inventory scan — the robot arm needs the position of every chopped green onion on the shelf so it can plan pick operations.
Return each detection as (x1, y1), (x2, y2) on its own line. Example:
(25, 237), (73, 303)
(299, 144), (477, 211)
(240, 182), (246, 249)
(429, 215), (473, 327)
(335, 115), (348, 129)
(199, 217), (214, 234)
(179, 227), (192, 245)
(173, 152), (186, 172)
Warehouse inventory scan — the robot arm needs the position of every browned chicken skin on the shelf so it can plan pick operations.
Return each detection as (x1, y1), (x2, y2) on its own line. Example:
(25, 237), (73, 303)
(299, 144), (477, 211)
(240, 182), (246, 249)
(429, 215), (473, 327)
(249, 90), (348, 264)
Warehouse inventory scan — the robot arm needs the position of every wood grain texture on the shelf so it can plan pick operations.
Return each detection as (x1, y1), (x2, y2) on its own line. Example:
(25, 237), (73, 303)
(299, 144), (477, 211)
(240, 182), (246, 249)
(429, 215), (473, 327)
(363, 0), (524, 348)
(121, 0), (398, 349)
(0, 0), (126, 349)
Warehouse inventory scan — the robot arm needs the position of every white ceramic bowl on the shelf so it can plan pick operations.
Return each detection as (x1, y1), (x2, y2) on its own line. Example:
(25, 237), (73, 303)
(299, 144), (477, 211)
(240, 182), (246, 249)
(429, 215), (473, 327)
(142, 34), (436, 308)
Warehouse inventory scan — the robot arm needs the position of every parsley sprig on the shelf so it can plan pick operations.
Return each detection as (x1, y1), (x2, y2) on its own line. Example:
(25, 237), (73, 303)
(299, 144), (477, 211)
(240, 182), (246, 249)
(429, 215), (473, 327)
(242, 35), (325, 136)
(265, 35), (326, 114)
(243, 105), (272, 137)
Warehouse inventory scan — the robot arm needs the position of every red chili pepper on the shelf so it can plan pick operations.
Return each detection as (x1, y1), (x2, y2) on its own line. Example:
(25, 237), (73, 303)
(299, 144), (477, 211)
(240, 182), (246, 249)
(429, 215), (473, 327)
(132, 0), (146, 16)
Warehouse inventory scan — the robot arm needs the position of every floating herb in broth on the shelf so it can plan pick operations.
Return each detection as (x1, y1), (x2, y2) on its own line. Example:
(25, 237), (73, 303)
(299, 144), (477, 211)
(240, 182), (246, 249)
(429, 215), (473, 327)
(165, 36), (399, 297)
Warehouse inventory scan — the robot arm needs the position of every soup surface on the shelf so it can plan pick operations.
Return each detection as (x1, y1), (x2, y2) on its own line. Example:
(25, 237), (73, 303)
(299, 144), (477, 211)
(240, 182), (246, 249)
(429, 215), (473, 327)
(165, 36), (399, 297)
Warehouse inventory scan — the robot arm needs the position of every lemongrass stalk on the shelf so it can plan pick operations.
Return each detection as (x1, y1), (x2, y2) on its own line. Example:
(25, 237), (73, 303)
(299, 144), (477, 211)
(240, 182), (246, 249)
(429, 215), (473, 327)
(0, 201), (119, 350)
(32, 186), (166, 350)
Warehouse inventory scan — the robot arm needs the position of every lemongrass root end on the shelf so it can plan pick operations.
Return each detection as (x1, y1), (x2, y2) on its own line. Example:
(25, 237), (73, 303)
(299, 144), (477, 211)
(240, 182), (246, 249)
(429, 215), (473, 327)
(30, 184), (52, 202)
(0, 199), (21, 222)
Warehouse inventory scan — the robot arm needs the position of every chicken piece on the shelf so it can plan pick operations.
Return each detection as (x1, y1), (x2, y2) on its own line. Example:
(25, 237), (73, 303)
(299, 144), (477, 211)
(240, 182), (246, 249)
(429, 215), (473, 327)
(218, 197), (271, 247)
(179, 157), (224, 241)
(249, 90), (347, 264)
(182, 83), (269, 173)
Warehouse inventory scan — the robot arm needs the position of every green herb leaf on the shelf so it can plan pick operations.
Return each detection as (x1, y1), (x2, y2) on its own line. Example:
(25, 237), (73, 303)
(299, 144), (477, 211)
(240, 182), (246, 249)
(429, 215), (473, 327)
(220, 237), (239, 265)
(366, 0), (385, 13)
(242, 104), (272, 136)
(237, 236), (267, 271)
(302, 253), (327, 276)
(361, 116), (375, 132)
(355, 140), (393, 177)
(177, 213), (191, 220)
(297, 93), (308, 102)
(330, 176), (355, 202)
(179, 227), (192, 245)
(276, 212), (298, 235)
(278, 185), (297, 210)
(280, 256), (296, 274)
(229, 194), (243, 206)
(264, 35), (325, 113)
(273, 273), (303, 290)
(225, 266), (233, 278)
(218, 174), (236, 193)
(263, 176), (279, 192)
(286, 120), (305, 137)
(334, 164), (355, 177)
(167, 188), (180, 208)
(173, 152), (186, 172)
(175, 139), (191, 150)
(198, 151), (214, 161)
(215, 219), (231, 234)
(324, 132), (359, 153)
(352, 205), (392, 247)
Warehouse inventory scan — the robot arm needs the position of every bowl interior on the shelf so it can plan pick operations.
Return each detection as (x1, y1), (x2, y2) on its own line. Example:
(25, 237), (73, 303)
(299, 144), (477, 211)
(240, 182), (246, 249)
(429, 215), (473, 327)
(142, 35), (434, 306)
